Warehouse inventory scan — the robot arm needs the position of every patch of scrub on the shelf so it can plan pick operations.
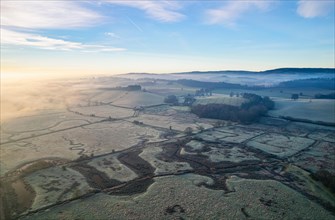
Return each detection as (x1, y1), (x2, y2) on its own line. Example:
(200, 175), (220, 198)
(88, 154), (138, 182)
(247, 133), (315, 158)
(24, 166), (92, 210)
(139, 146), (192, 175)
(21, 174), (334, 220)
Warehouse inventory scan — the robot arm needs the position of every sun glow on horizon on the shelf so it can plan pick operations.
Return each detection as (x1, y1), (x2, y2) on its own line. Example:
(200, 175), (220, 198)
(1, 0), (334, 78)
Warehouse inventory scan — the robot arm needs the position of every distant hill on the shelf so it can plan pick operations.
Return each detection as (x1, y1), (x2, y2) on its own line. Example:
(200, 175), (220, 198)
(120, 68), (334, 77)
(276, 78), (335, 90)
(261, 68), (335, 74)
(175, 68), (335, 75)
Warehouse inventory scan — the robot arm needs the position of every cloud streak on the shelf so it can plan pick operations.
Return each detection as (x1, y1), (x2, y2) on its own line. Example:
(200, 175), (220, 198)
(297, 0), (334, 18)
(1, 1), (102, 29)
(1, 28), (126, 52)
(1, 1), (125, 53)
(205, 1), (271, 26)
(103, 0), (185, 22)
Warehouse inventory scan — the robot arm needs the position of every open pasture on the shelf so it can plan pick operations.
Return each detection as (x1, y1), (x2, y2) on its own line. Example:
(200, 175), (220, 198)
(195, 126), (263, 143)
(181, 145), (259, 163)
(1, 111), (99, 143)
(269, 98), (335, 123)
(70, 105), (133, 119)
(294, 141), (335, 175)
(214, 126), (264, 143)
(110, 91), (165, 108)
(24, 166), (92, 210)
(247, 133), (315, 158)
(193, 95), (246, 107)
(131, 113), (213, 133)
(308, 130), (335, 143)
(1, 121), (165, 176)
(0, 140), (79, 177)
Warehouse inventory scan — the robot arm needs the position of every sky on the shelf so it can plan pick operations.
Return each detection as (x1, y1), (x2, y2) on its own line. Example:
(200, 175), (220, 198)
(1, 0), (334, 78)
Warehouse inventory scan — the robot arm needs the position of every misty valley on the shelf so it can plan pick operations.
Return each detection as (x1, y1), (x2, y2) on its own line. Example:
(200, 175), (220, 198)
(1, 68), (334, 219)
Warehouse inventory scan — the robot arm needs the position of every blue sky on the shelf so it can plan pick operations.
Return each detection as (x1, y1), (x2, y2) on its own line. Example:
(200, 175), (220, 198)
(1, 0), (334, 77)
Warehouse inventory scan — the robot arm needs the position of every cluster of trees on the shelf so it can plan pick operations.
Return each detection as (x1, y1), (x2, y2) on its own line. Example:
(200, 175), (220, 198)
(107, 85), (142, 91)
(314, 92), (335, 99)
(164, 94), (196, 106)
(191, 93), (274, 124)
(195, 88), (212, 96)
(164, 95), (179, 105)
(291, 94), (299, 100)
(241, 93), (275, 110)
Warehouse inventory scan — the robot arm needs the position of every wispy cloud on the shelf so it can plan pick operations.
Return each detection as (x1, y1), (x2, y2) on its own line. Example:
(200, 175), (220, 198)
(105, 32), (121, 39)
(297, 0), (334, 18)
(205, 1), (271, 26)
(103, 0), (185, 22)
(1, 1), (125, 52)
(1, 1), (102, 29)
(1, 28), (126, 52)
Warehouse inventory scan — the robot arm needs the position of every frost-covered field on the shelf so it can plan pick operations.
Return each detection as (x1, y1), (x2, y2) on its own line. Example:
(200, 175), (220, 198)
(193, 95), (246, 106)
(112, 91), (165, 108)
(247, 133), (315, 157)
(70, 105), (134, 118)
(0, 121), (165, 176)
(2, 75), (335, 220)
(294, 141), (335, 175)
(21, 174), (334, 220)
(24, 166), (92, 210)
(196, 126), (263, 143)
(269, 98), (335, 123)
(88, 154), (138, 182)
(130, 113), (213, 132)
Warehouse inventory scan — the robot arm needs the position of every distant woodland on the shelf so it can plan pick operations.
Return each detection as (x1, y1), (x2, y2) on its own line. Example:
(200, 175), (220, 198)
(177, 79), (255, 90)
(314, 92), (335, 99)
(176, 78), (335, 90)
(191, 93), (274, 124)
(277, 78), (335, 90)
(102, 85), (142, 91)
